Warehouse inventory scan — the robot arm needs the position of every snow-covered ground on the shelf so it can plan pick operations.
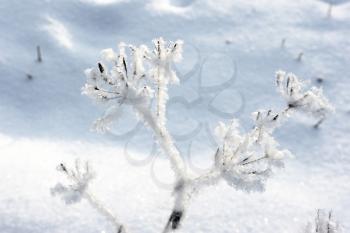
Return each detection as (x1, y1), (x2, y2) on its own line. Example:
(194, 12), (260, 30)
(0, 0), (350, 232)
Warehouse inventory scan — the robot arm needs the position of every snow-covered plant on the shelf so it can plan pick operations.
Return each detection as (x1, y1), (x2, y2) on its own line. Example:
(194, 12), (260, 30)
(304, 209), (340, 233)
(213, 110), (290, 192)
(51, 160), (94, 204)
(147, 37), (183, 128)
(52, 160), (126, 233)
(52, 38), (334, 232)
(276, 70), (334, 128)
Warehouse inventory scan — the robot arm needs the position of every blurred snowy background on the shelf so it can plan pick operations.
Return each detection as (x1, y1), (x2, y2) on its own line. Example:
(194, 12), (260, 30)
(0, 0), (349, 232)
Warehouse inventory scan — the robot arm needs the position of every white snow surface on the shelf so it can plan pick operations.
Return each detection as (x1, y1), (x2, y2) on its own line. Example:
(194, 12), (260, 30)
(0, 0), (350, 232)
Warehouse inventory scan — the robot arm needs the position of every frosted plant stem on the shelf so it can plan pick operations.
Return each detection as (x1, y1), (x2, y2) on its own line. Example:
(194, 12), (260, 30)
(133, 103), (224, 232)
(84, 191), (127, 233)
(157, 79), (167, 128)
(162, 168), (222, 233)
(62, 166), (127, 233)
(133, 104), (186, 180)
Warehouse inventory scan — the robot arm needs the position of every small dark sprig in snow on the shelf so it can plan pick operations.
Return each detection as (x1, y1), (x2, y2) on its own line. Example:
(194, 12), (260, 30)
(276, 70), (334, 128)
(304, 209), (340, 233)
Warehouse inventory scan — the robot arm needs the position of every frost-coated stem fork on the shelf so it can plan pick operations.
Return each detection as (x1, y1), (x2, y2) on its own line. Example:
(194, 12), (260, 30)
(133, 102), (224, 232)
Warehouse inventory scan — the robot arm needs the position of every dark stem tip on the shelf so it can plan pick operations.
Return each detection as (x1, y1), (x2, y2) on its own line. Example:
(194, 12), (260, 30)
(168, 210), (183, 230)
(98, 63), (104, 73)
